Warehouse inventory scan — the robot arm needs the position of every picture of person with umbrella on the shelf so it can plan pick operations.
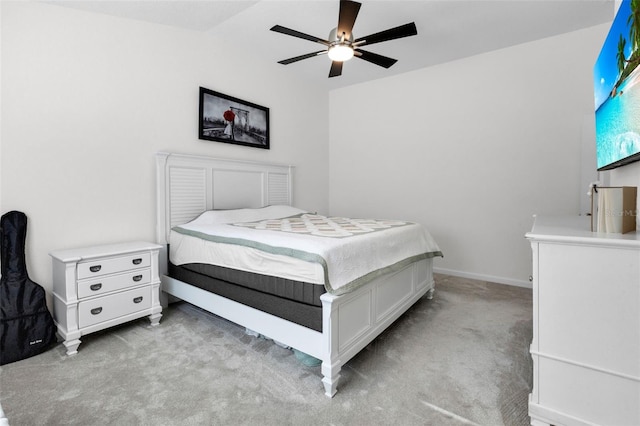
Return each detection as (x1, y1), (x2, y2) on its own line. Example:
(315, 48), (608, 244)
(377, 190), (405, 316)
(223, 108), (236, 140)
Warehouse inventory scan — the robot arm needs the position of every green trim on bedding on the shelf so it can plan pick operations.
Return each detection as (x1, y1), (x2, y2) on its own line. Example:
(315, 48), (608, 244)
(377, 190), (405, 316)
(172, 226), (443, 295)
(329, 251), (443, 296)
(173, 226), (329, 271)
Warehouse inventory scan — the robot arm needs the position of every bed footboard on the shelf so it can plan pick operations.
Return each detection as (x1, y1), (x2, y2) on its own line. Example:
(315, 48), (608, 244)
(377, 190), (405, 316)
(319, 258), (433, 396)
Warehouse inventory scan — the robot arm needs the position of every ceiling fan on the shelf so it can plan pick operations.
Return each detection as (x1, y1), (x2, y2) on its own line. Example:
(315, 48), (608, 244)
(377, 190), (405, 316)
(270, 0), (417, 78)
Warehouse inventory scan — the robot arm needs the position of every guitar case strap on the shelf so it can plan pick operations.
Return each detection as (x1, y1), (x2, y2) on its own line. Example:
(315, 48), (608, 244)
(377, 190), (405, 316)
(0, 211), (56, 365)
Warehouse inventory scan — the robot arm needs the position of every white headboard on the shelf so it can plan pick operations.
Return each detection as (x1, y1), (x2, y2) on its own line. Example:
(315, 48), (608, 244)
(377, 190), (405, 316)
(156, 152), (294, 244)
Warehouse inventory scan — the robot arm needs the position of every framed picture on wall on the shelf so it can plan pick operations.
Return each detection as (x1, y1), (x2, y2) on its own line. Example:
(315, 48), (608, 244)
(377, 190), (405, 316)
(198, 87), (270, 149)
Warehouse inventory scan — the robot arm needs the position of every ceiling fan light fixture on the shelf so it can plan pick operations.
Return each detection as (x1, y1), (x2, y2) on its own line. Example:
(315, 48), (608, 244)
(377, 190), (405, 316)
(328, 44), (354, 62)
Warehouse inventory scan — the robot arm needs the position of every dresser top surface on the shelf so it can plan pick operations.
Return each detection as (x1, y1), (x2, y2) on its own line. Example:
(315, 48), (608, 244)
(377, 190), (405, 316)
(526, 215), (640, 247)
(50, 241), (162, 262)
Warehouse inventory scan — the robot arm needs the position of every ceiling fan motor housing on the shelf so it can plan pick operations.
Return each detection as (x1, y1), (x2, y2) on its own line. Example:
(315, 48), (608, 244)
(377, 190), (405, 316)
(329, 27), (354, 45)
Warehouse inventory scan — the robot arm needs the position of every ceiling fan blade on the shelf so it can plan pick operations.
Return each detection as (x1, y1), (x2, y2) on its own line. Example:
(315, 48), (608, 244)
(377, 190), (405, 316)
(337, 0), (361, 39)
(278, 50), (327, 65)
(329, 61), (343, 78)
(355, 49), (397, 68)
(270, 25), (330, 46)
(354, 22), (417, 47)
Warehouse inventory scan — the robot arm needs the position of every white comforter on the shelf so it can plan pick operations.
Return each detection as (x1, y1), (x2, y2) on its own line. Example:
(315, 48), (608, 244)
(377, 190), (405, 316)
(170, 206), (442, 295)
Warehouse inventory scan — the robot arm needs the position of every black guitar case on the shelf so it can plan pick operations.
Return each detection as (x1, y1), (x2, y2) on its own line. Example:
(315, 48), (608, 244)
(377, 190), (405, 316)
(0, 211), (56, 365)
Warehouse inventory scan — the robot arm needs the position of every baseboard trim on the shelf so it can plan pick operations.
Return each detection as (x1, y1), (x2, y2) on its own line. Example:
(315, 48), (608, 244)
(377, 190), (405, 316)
(433, 267), (532, 289)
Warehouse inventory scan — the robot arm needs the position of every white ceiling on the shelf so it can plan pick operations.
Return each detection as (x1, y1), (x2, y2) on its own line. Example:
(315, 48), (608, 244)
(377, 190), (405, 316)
(43, 0), (614, 90)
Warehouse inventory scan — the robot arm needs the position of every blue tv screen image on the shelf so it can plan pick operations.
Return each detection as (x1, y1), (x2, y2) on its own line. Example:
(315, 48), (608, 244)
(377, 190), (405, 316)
(594, 0), (640, 170)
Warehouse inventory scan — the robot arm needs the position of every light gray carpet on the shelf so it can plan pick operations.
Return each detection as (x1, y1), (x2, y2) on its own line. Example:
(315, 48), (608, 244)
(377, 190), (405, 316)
(0, 274), (532, 425)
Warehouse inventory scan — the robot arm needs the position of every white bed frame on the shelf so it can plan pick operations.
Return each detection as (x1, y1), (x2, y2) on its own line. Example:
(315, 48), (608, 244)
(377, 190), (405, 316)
(155, 152), (435, 397)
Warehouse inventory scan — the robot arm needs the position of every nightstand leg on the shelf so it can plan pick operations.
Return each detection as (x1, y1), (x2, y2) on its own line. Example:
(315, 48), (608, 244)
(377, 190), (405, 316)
(148, 312), (162, 326)
(63, 338), (81, 356)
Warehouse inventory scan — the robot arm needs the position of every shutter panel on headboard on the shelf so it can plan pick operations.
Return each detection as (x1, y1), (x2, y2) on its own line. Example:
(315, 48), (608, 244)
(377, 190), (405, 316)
(169, 167), (207, 229)
(268, 172), (291, 206)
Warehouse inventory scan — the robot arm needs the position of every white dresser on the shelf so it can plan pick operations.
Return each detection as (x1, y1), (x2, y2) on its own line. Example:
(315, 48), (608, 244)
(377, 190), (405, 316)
(51, 241), (163, 355)
(526, 216), (640, 426)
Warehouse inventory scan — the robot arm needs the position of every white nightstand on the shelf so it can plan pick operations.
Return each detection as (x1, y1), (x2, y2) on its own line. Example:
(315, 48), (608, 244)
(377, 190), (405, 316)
(50, 241), (163, 355)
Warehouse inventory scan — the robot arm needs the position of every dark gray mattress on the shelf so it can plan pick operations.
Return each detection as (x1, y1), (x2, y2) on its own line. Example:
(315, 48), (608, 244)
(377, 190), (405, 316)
(168, 262), (325, 332)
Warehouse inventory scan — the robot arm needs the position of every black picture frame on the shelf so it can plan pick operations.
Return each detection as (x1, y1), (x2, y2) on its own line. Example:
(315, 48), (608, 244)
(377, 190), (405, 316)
(198, 87), (270, 149)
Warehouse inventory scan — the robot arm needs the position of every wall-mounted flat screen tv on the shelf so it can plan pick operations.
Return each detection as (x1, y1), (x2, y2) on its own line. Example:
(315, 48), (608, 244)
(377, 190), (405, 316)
(594, 0), (640, 171)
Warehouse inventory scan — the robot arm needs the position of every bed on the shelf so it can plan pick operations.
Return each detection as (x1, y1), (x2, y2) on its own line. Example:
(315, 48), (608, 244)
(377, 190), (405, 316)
(155, 152), (442, 397)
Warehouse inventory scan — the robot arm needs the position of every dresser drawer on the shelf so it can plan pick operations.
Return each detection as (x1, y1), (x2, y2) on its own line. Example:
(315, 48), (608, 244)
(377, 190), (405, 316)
(77, 252), (150, 279)
(77, 269), (151, 299)
(78, 286), (152, 328)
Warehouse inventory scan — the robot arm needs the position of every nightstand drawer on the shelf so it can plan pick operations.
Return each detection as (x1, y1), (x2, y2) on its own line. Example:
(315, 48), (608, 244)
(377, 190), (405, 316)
(78, 286), (152, 328)
(77, 252), (150, 279)
(77, 269), (151, 299)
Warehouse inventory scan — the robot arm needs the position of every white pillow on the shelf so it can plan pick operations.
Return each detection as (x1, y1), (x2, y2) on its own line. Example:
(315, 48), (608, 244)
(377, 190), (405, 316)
(187, 205), (308, 226)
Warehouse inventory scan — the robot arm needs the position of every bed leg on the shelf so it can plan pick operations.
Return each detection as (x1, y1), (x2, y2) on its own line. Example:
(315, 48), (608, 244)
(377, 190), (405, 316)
(426, 288), (435, 300)
(321, 360), (341, 397)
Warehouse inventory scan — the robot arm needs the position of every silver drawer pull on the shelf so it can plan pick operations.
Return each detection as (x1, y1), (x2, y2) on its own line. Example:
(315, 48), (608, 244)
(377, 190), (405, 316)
(132, 275), (143, 282)
(133, 296), (143, 304)
(91, 307), (103, 315)
(89, 265), (102, 273)
(90, 283), (102, 291)
(132, 258), (143, 265)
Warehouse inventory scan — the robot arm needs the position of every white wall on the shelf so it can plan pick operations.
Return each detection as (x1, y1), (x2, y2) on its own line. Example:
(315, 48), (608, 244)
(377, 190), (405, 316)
(1, 1), (329, 302)
(329, 24), (610, 287)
